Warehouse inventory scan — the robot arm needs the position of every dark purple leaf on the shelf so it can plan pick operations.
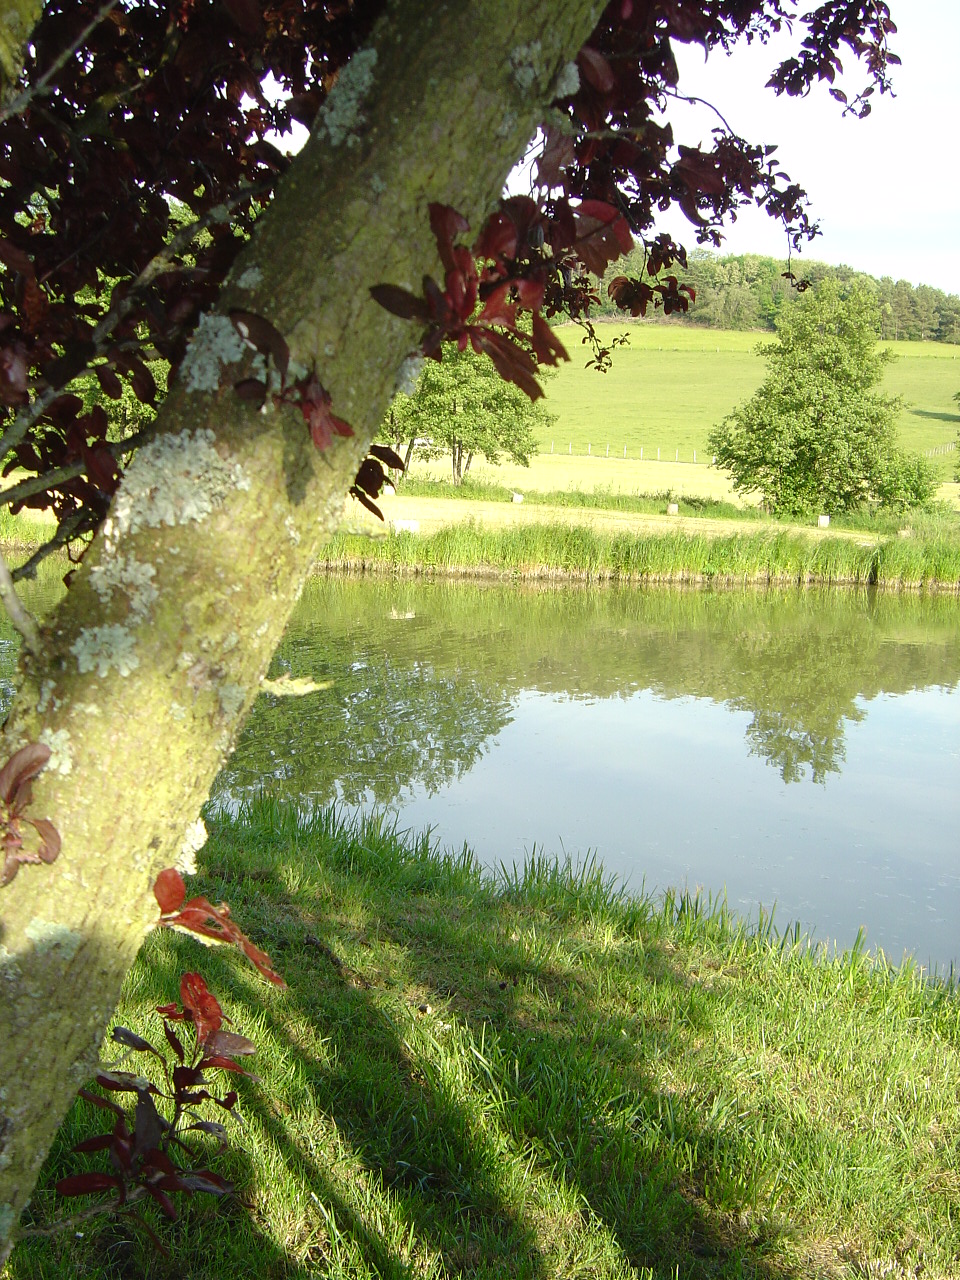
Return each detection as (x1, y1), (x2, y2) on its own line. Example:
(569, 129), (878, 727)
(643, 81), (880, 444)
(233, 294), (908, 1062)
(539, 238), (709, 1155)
(112, 1026), (156, 1054)
(203, 1028), (255, 1058)
(368, 284), (430, 321)
(163, 1021), (186, 1063)
(71, 1134), (116, 1154)
(369, 443), (405, 471)
(56, 1172), (123, 1197)
(350, 486), (383, 521)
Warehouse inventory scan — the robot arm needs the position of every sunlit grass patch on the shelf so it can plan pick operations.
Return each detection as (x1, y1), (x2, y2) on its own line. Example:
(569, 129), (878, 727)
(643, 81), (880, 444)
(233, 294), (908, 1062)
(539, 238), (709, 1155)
(11, 799), (960, 1279)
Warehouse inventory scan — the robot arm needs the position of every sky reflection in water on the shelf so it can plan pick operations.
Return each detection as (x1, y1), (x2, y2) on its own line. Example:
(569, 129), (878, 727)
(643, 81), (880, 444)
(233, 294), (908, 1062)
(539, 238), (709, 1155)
(393, 685), (960, 973)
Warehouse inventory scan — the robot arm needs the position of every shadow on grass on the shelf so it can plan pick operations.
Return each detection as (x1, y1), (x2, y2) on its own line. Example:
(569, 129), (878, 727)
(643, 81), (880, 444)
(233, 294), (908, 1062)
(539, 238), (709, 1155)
(11, 806), (805, 1280)
(907, 408), (959, 425)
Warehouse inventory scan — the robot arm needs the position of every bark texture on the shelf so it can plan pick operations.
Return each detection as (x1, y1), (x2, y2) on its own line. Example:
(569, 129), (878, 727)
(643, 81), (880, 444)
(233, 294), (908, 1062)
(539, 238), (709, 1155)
(0, 0), (603, 1256)
(0, 0), (43, 103)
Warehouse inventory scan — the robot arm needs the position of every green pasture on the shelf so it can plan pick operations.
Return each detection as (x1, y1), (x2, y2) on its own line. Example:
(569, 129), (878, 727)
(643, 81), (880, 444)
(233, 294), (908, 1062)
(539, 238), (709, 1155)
(543, 324), (960, 479)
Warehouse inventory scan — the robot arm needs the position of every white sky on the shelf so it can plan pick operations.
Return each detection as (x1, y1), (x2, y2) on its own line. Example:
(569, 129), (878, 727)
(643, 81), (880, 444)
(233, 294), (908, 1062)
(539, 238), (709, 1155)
(666, 1), (960, 294)
(278, 4), (958, 295)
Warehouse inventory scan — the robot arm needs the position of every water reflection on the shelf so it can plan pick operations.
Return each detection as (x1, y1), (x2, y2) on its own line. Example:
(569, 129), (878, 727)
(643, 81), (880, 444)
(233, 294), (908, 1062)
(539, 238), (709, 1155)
(1, 571), (957, 968)
(214, 576), (960, 802)
(212, 577), (960, 970)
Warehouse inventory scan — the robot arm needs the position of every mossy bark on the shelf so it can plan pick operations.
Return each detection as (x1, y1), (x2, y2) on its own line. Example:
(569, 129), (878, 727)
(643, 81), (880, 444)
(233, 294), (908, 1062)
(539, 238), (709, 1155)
(0, 0), (42, 103)
(0, 0), (603, 1256)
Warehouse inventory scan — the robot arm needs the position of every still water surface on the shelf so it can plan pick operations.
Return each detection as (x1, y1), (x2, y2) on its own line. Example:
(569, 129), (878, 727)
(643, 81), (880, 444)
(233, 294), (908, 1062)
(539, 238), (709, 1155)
(2, 573), (957, 971)
(213, 577), (960, 973)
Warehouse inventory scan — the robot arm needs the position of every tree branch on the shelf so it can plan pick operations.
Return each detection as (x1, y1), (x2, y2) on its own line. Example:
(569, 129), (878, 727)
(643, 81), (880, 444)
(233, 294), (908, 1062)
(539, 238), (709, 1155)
(0, 548), (42, 654)
(0, 181), (271, 465)
(0, 0), (118, 124)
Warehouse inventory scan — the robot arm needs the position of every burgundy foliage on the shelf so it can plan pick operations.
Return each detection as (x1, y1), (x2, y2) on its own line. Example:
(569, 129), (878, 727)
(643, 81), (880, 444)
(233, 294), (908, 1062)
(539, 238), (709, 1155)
(153, 867), (286, 988)
(56, 973), (255, 1239)
(0, 741), (60, 885)
(0, 0), (896, 576)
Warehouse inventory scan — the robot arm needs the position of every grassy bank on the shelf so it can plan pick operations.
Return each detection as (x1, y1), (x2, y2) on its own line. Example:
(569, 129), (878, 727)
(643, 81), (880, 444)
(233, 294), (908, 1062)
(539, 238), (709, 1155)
(9, 799), (960, 1279)
(324, 520), (960, 590)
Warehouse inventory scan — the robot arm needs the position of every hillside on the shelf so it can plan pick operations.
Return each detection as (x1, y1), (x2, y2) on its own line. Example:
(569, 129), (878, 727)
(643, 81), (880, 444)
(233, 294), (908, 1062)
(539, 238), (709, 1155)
(540, 324), (959, 480)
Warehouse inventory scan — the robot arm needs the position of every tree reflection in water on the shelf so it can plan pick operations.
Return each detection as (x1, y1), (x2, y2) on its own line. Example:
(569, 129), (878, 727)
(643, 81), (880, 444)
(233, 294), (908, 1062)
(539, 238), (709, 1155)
(206, 576), (960, 807)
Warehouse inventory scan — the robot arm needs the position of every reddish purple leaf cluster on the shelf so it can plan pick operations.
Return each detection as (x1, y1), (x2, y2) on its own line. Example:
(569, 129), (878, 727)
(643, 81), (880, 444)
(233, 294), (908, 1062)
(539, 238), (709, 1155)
(57, 973), (255, 1239)
(153, 867), (286, 988)
(0, 742), (60, 886)
(607, 274), (696, 319)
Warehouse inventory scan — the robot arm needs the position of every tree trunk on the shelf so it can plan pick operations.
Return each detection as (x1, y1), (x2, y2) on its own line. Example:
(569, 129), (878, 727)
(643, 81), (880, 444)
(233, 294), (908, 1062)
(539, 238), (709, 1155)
(0, 0), (603, 1255)
(452, 438), (464, 485)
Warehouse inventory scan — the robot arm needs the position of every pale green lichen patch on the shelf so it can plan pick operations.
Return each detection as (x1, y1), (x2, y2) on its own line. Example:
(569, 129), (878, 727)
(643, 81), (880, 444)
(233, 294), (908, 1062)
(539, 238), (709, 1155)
(553, 60), (580, 98)
(0, 1202), (14, 1246)
(24, 919), (83, 962)
(218, 682), (245, 718)
(315, 47), (377, 147)
(107, 429), (251, 542)
(180, 313), (247, 393)
(89, 555), (158, 621)
(236, 266), (263, 290)
(36, 679), (57, 715)
(71, 624), (139, 678)
(39, 727), (72, 775)
(0, 944), (21, 981)
(509, 41), (544, 93)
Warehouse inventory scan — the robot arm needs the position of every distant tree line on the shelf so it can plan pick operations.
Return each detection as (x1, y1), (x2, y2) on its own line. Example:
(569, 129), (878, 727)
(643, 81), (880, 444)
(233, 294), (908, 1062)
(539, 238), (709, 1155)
(598, 249), (960, 344)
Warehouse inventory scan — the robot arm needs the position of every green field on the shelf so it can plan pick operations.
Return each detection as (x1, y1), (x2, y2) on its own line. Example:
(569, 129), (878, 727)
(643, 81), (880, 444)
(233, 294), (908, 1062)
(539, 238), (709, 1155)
(541, 324), (960, 479)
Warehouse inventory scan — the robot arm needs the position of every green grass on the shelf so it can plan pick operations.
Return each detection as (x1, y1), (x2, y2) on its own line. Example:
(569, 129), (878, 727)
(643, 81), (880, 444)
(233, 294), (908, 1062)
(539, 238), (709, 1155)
(9, 798), (960, 1279)
(544, 324), (960, 479)
(324, 519), (960, 590)
(398, 474), (750, 520)
(0, 506), (55, 548)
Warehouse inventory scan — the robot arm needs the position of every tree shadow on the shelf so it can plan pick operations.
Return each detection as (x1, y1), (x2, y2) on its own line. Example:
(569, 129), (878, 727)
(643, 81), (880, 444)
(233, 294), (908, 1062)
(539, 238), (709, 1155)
(906, 408), (959, 424)
(14, 821), (826, 1280)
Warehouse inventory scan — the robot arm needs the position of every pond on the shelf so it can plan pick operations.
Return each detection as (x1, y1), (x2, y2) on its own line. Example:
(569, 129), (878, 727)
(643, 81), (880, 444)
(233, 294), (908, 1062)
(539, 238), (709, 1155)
(213, 576), (960, 974)
(2, 573), (958, 973)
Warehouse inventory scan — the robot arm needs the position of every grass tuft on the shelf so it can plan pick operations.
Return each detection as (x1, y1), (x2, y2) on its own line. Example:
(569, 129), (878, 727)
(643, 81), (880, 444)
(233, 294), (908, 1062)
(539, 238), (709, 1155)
(324, 519), (960, 590)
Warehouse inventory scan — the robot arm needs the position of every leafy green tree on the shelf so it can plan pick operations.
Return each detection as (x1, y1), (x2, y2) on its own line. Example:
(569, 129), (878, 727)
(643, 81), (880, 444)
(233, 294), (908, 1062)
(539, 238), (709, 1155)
(383, 346), (554, 485)
(709, 281), (935, 517)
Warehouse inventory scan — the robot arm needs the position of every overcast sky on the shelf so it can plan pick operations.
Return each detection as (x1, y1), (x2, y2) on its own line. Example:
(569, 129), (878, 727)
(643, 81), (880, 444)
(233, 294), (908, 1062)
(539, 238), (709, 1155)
(666, 1), (960, 294)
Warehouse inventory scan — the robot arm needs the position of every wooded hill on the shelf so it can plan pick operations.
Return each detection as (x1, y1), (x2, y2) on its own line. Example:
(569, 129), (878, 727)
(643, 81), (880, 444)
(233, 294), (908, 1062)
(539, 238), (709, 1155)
(598, 250), (960, 345)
